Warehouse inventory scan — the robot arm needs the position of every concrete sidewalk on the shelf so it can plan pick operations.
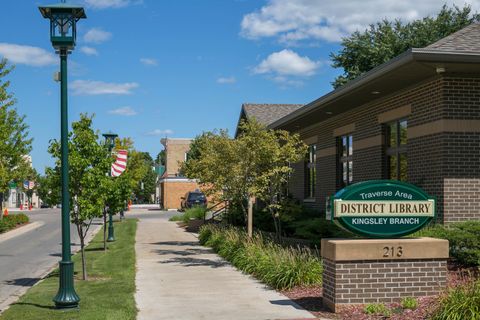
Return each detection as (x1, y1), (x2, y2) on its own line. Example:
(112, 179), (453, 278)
(135, 217), (316, 320)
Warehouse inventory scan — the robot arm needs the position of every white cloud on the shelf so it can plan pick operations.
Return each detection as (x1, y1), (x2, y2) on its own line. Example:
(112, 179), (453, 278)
(146, 129), (174, 136)
(241, 0), (480, 44)
(84, 0), (142, 9)
(80, 46), (99, 56)
(0, 43), (56, 67)
(84, 28), (112, 44)
(140, 58), (158, 66)
(253, 49), (320, 77)
(71, 80), (139, 95)
(108, 106), (138, 116)
(217, 76), (236, 84)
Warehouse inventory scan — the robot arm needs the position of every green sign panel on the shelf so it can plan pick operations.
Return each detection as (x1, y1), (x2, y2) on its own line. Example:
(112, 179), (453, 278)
(330, 180), (435, 238)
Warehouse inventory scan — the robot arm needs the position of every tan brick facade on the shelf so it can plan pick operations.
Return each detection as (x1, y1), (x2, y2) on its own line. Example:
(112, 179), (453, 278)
(159, 138), (200, 209)
(161, 179), (199, 210)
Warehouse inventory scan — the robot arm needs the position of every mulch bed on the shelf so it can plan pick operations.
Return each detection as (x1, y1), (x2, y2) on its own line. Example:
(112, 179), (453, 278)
(281, 263), (479, 320)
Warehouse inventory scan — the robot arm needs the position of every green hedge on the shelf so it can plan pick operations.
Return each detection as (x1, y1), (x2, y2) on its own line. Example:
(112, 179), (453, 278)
(414, 221), (480, 266)
(0, 213), (29, 233)
(169, 206), (206, 223)
(199, 224), (323, 290)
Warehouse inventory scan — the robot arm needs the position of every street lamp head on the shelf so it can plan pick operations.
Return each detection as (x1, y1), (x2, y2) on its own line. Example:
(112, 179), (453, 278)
(39, 2), (86, 51)
(103, 132), (118, 149)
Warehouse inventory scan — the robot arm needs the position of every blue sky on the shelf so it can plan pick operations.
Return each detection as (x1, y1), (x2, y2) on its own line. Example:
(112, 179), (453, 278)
(0, 0), (477, 173)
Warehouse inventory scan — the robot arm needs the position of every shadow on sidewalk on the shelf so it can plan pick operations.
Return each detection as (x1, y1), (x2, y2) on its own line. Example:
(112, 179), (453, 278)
(4, 278), (41, 287)
(160, 257), (229, 268)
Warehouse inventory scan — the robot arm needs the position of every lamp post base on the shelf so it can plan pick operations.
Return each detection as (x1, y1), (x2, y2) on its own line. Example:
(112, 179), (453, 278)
(53, 261), (80, 309)
(107, 213), (115, 242)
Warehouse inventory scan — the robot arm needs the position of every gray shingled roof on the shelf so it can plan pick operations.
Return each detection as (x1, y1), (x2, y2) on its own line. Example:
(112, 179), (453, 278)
(427, 23), (480, 52)
(241, 103), (304, 126)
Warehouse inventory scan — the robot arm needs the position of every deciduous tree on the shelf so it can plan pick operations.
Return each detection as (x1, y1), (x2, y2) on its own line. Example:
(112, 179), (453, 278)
(48, 114), (109, 280)
(331, 5), (480, 88)
(0, 59), (33, 214)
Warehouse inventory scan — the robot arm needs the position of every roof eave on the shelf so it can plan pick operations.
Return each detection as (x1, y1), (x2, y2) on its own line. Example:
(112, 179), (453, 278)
(268, 48), (480, 129)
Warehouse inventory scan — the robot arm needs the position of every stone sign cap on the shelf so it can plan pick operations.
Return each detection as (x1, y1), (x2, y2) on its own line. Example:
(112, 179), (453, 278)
(330, 180), (436, 238)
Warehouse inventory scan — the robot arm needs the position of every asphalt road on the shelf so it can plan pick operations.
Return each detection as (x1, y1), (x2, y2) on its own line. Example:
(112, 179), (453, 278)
(0, 208), (103, 312)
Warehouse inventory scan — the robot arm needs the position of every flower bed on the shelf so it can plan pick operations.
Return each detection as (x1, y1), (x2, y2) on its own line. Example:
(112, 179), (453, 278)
(0, 213), (29, 233)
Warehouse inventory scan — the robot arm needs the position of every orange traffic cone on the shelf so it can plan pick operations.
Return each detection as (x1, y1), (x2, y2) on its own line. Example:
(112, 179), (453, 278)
(3, 208), (8, 216)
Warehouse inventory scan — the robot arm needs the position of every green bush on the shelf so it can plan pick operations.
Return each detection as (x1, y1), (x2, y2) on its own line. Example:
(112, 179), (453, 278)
(198, 224), (323, 290)
(414, 221), (480, 266)
(169, 206), (207, 223)
(0, 214), (29, 233)
(431, 279), (480, 320)
(364, 303), (392, 317)
(401, 296), (418, 310)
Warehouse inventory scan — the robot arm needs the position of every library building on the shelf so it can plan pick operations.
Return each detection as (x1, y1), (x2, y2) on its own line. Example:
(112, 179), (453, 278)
(253, 23), (480, 224)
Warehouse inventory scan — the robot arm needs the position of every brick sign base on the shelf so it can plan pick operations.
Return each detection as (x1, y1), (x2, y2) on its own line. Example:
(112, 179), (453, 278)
(321, 238), (449, 312)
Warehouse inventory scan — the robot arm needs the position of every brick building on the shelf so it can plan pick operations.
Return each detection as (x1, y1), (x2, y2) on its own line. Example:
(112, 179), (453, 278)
(259, 23), (480, 224)
(158, 138), (199, 210)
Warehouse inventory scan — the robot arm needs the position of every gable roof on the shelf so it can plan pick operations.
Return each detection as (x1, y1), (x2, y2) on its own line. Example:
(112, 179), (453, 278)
(242, 103), (304, 126)
(427, 23), (480, 52)
(235, 103), (304, 137)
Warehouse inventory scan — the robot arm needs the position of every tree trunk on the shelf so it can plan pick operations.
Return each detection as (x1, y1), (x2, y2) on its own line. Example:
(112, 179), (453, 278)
(0, 193), (3, 220)
(80, 231), (87, 281)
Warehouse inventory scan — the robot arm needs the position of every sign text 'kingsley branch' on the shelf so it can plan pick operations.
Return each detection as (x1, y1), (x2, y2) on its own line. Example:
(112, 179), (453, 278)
(330, 181), (436, 238)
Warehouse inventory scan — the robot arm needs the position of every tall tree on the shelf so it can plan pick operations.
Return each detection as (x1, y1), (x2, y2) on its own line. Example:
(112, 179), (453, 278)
(0, 59), (33, 214)
(48, 114), (109, 280)
(331, 5), (480, 88)
(133, 152), (156, 204)
(182, 120), (306, 237)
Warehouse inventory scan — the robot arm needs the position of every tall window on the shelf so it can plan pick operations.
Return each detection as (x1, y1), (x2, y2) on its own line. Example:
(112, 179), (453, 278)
(304, 144), (316, 199)
(386, 119), (407, 181)
(338, 135), (353, 188)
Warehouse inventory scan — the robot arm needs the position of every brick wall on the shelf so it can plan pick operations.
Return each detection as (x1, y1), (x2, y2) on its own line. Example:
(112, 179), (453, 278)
(323, 258), (447, 311)
(161, 180), (199, 209)
(286, 75), (480, 223)
(444, 178), (480, 222)
(164, 140), (191, 176)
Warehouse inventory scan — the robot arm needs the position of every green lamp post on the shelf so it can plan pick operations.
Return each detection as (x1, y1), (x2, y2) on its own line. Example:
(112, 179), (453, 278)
(103, 132), (118, 242)
(39, 1), (86, 309)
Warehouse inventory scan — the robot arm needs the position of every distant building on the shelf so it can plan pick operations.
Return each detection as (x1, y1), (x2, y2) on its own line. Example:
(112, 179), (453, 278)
(158, 138), (199, 210)
(5, 155), (40, 209)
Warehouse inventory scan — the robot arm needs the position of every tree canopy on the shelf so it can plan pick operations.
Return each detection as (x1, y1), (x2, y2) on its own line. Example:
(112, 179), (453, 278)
(0, 59), (33, 208)
(182, 120), (306, 236)
(331, 5), (480, 88)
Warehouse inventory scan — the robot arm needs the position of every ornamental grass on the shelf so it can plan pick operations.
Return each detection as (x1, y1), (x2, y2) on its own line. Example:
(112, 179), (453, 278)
(199, 224), (322, 290)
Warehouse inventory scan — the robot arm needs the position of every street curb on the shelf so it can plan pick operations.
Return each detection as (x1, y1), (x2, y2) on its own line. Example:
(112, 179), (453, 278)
(0, 223), (103, 314)
(0, 221), (45, 244)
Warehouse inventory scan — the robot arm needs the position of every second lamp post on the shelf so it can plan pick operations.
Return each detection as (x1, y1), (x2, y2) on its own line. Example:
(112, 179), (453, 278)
(103, 132), (118, 242)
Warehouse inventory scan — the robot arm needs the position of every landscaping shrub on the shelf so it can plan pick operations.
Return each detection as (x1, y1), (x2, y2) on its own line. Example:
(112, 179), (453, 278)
(0, 213), (29, 233)
(431, 278), (480, 320)
(198, 224), (323, 290)
(363, 303), (392, 317)
(414, 221), (480, 266)
(169, 206), (207, 223)
(400, 296), (418, 310)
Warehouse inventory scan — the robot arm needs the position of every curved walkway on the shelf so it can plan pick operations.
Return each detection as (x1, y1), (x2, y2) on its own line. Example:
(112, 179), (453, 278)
(135, 214), (316, 320)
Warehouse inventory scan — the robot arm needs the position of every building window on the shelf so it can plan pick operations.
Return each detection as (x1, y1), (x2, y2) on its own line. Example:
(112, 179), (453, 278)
(338, 135), (353, 188)
(386, 119), (407, 181)
(304, 144), (316, 199)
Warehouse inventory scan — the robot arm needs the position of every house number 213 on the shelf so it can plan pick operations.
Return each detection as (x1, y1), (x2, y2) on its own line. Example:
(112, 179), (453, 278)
(383, 246), (403, 257)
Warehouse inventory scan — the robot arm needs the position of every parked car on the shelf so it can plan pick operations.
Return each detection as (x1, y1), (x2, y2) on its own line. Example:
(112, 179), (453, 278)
(180, 191), (207, 211)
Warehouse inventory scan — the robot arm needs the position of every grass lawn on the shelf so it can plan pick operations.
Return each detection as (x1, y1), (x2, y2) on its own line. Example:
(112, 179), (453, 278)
(0, 219), (137, 320)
